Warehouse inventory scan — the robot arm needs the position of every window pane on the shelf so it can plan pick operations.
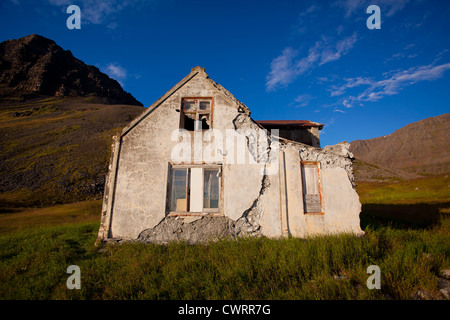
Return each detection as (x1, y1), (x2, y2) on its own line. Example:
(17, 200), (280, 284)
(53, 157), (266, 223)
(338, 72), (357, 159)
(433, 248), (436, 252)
(184, 101), (195, 111)
(302, 165), (319, 194)
(203, 169), (219, 209)
(301, 163), (321, 213)
(171, 169), (187, 212)
(199, 101), (210, 110)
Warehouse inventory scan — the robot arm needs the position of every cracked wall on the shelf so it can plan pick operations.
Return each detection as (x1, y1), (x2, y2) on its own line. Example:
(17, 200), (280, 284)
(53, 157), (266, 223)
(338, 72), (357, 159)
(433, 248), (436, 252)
(98, 68), (363, 244)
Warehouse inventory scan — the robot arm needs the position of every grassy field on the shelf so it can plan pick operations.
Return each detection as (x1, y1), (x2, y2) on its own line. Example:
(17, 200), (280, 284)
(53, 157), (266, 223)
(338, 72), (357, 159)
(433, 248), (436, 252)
(0, 176), (448, 300)
(0, 97), (143, 207)
(357, 174), (450, 228)
(0, 200), (101, 235)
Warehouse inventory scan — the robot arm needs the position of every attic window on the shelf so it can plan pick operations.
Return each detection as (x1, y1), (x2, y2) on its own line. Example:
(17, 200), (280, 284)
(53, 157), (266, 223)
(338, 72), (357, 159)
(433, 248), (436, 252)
(301, 161), (323, 214)
(180, 98), (213, 131)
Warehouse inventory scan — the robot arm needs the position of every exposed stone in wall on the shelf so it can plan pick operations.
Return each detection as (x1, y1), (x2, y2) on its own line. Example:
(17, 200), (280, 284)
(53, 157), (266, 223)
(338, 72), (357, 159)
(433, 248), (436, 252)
(137, 176), (271, 244)
(232, 113), (272, 164)
(130, 117), (357, 245)
(138, 216), (237, 245)
(234, 174), (270, 237)
(137, 113), (274, 245)
(98, 68), (362, 245)
(289, 141), (356, 187)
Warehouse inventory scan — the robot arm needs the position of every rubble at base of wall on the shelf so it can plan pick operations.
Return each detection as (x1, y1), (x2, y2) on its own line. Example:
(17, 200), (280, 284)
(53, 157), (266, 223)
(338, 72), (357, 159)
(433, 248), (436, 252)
(136, 216), (261, 245)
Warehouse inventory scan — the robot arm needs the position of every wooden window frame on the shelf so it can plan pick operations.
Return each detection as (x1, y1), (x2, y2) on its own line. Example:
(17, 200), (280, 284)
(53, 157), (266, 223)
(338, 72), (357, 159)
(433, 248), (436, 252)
(167, 163), (223, 217)
(300, 161), (324, 215)
(180, 97), (214, 131)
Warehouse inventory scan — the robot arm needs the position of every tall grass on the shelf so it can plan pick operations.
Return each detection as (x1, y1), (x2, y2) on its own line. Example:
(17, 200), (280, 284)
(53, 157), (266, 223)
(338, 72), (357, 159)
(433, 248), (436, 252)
(0, 216), (448, 300)
(1, 175), (448, 300)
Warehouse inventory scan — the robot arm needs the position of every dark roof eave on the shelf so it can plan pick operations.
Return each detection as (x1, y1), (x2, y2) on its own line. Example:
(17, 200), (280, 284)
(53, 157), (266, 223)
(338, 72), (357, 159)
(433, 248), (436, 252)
(256, 120), (324, 130)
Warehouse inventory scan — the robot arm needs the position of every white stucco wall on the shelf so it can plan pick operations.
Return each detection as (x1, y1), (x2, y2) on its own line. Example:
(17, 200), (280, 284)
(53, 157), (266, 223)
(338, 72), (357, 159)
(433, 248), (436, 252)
(100, 68), (363, 241)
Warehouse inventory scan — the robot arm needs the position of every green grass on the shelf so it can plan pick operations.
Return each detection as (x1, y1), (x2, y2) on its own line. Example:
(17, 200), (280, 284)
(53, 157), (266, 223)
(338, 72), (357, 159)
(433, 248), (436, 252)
(357, 175), (450, 228)
(0, 200), (102, 235)
(356, 174), (450, 204)
(0, 96), (143, 208)
(0, 218), (448, 300)
(0, 175), (448, 300)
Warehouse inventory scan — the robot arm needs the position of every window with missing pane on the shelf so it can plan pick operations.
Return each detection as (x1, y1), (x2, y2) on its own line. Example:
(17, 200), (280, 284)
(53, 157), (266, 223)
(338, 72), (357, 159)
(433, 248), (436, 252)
(180, 98), (212, 131)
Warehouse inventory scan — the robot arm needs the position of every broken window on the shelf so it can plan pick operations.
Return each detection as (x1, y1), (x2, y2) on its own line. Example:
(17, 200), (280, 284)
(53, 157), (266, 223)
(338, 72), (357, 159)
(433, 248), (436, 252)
(301, 161), (323, 214)
(180, 98), (212, 131)
(169, 165), (221, 214)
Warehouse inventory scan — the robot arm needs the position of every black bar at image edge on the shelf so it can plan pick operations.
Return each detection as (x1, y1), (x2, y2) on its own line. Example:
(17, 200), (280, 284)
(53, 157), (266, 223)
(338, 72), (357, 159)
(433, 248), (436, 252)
(0, 300), (447, 318)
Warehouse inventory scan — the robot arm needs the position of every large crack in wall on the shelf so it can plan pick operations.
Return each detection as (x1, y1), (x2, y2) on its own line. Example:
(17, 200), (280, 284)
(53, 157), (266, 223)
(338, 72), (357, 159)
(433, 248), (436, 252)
(137, 112), (273, 245)
(137, 174), (270, 244)
(112, 111), (358, 245)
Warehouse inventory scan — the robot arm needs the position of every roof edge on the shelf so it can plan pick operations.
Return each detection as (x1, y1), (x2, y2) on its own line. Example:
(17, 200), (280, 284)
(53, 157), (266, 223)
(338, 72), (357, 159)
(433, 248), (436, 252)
(119, 68), (201, 137)
(256, 120), (324, 129)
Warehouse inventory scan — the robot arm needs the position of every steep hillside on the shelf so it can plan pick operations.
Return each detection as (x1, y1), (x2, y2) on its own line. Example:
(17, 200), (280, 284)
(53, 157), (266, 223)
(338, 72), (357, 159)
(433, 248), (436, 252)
(0, 97), (143, 208)
(350, 114), (450, 180)
(0, 35), (145, 208)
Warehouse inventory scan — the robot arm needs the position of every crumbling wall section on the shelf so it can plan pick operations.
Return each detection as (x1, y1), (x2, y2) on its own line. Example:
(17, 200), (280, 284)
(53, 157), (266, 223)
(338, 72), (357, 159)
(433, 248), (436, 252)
(296, 141), (356, 186)
(137, 111), (277, 244)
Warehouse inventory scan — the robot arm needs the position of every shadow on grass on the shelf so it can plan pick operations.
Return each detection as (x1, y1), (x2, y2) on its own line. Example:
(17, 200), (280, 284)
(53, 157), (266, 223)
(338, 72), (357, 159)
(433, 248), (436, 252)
(360, 202), (450, 230)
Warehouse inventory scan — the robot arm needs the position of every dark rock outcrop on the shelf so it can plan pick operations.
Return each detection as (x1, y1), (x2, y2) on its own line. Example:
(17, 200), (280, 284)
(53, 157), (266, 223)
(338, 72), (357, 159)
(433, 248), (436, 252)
(0, 34), (142, 106)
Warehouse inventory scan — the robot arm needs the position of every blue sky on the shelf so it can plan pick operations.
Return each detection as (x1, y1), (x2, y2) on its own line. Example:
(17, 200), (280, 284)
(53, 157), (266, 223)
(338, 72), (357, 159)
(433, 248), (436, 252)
(1, 0), (449, 146)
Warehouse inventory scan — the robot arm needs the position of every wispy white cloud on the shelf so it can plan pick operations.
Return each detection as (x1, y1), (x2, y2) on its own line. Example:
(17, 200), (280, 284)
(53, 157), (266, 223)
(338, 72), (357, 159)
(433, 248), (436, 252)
(47, 0), (155, 25)
(384, 43), (419, 63)
(266, 33), (358, 91)
(330, 62), (450, 107)
(336, 0), (410, 18)
(265, 47), (299, 91)
(330, 76), (373, 96)
(105, 62), (127, 80)
(293, 94), (314, 107)
(319, 33), (357, 65)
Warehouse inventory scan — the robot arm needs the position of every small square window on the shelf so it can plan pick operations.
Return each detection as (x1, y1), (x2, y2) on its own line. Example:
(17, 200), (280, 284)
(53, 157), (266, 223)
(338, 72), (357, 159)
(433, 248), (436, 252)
(180, 98), (213, 131)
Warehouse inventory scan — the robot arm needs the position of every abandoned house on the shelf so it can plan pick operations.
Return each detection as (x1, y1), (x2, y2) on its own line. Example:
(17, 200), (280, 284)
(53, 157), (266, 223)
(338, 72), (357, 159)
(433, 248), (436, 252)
(97, 66), (363, 244)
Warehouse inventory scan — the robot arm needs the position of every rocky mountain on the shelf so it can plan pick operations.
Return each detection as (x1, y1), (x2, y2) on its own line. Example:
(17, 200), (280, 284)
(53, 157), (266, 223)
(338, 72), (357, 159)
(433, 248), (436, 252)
(0, 35), (145, 209)
(350, 114), (450, 181)
(0, 34), (142, 106)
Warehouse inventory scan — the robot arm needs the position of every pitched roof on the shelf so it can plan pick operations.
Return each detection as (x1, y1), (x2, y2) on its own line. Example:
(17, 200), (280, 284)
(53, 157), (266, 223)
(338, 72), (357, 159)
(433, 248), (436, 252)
(256, 120), (324, 129)
(119, 66), (249, 137)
